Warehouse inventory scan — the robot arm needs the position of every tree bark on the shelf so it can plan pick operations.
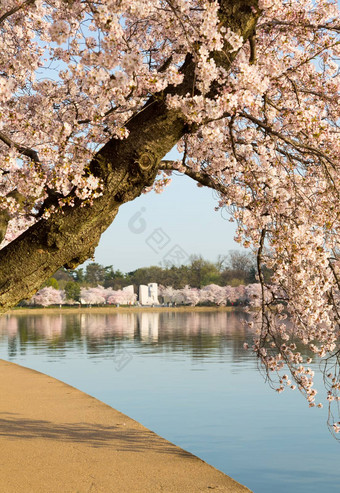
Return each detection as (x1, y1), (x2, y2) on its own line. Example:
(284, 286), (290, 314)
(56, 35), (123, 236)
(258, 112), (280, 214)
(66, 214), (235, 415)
(0, 0), (260, 311)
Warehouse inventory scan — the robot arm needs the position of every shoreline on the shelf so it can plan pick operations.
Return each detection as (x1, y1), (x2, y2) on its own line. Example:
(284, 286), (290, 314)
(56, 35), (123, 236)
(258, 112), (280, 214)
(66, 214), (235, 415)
(0, 359), (252, 492)
(7, 305), (241, 315)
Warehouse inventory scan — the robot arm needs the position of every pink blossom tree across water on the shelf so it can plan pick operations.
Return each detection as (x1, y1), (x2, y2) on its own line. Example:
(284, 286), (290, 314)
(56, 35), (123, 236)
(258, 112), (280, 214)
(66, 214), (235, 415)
(0, 0), (339, 431)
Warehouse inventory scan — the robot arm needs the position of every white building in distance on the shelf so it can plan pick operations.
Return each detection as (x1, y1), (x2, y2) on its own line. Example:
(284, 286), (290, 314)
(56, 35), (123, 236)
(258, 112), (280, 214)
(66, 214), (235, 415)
(139, 283), (159, 305)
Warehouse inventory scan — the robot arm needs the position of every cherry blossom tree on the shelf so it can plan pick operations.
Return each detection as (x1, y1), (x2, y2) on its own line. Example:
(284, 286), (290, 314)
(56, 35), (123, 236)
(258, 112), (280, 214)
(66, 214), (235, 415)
(0, 0), (340, 430)
(201, 284), (227, 305)
(244, 283), (262, 304)
(80, 285), (136, 304)
(107, 289), (137, 305)
(0, 0), (261, 307)
(158, 285), (176, 304)
(31, 286), (65, 306)
(180, 285), (201, 305)
(159, 285), (185, 304)
(224, 285), (239, 305)
(80, 286), (108, 305)
(160, 283), (252, 305)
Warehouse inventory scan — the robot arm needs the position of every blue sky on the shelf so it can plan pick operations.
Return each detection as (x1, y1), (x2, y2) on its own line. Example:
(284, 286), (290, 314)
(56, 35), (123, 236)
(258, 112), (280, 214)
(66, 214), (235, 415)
(93, 151), (239, 271)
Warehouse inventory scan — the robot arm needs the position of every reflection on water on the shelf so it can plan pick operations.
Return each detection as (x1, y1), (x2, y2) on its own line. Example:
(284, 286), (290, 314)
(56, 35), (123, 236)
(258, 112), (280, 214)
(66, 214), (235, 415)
(0, 310), (252, 361)
(0, 309), (340, 493)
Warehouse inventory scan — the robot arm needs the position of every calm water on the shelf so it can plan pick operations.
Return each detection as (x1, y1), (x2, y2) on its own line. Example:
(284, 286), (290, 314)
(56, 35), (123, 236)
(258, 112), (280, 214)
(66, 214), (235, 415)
(0, 309), (339, 493)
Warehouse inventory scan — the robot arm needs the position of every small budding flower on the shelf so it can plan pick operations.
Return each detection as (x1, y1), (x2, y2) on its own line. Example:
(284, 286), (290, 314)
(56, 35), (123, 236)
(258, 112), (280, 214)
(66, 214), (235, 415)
(332, 424), (340, 433)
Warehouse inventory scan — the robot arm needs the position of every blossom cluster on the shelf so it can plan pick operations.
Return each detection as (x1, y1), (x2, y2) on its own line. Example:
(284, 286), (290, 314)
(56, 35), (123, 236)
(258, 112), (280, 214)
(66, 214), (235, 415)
(159, 283), (262, 306)
(30, 283), (261, 307)
(30, 285), (137, 306)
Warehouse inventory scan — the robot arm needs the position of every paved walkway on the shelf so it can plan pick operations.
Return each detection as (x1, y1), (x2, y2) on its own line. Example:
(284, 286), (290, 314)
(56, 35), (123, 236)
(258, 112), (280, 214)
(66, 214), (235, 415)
(0, 360), (252, 492)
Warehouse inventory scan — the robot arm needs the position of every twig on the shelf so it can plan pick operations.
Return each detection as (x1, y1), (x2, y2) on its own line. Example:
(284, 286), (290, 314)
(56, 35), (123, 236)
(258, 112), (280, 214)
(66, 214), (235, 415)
(0, 0), (35, 25)
(0, 131), (40, 163)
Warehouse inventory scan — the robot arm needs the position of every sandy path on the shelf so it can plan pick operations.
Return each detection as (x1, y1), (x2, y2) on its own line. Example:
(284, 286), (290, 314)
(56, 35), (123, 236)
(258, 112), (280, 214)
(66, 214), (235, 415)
(0, 359), (252, 492)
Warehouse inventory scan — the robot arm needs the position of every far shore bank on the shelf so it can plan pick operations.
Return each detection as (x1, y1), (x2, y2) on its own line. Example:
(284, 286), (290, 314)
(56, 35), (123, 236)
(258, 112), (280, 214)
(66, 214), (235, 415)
(6, 305), (243, 316)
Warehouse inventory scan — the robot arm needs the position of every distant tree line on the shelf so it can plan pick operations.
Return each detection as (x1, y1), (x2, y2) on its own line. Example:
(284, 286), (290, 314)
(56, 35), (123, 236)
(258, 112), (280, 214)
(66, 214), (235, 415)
(40, 251), (272, 302)
(29, 283), (262, 307)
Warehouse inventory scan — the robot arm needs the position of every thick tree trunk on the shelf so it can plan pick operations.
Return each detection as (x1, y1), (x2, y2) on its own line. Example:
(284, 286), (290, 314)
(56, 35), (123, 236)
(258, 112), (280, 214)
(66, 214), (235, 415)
(0, 1), (260, 311)
(0, 102), (186, 310)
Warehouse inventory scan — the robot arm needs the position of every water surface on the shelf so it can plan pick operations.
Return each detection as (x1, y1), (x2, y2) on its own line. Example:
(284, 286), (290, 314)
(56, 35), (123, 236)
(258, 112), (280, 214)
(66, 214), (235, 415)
(0, 309), (339, 493)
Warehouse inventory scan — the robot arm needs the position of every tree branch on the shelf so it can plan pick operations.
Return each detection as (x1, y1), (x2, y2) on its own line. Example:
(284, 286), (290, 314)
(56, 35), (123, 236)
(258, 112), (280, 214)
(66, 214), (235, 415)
(249, 32), (257, 64)
(0, 0), (36, 25)
(160, 160), (230, 197)
(239, 112), (336, 167)
(0, 131), (40, 163)
(260, 19), (340, 33)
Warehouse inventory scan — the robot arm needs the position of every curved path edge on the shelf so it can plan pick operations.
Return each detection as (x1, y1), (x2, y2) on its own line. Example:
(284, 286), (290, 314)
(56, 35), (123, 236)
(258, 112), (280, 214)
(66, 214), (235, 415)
(0, 359), (252, 492)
